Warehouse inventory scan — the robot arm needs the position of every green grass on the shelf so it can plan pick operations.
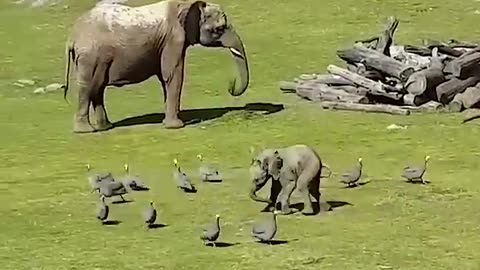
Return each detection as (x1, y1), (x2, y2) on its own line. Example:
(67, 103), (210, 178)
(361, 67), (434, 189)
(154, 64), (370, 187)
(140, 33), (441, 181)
(2, 0), (480, 269)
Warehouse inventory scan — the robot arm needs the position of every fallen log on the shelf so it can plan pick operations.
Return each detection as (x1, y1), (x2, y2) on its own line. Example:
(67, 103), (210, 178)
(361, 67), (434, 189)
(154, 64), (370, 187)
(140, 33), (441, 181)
(336, 43), (415, 81)
(296, 83), (369, 103)
(443, 52), (480, 78)
(448, 83), (480, 111)
(279, 81), (298, 92)
(376, 16), (399, 56)
(327, 64), (399, 93)
(404, 48), (446, 98)
(423, 39), (464, 57)
(462, 108), (480, 123)
(436, 76), (480, 104)
(300, 74), (356, 86)
(402, 101), (444, 112)
(320, 101), (410, 115)
(403, 93), (431, 106)
(403, 44), (432, 56)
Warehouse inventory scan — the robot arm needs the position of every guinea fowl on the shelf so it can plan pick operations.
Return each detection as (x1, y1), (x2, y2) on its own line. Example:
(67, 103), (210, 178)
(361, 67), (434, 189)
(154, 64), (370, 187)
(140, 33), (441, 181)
(86, 164), (115, 192)
(251, 211), (279, 244)
(402, 155), (430, 184)
(96, 195), (109, 224)
(173, 159), (196, 192)
(340, 157), (363, 187)
(143, 201), (157, 229)
(121, 163), (148, 191)
(200, 214), (221, 246)
(197, 154), (222, 182)
(98, 180), (128, 202)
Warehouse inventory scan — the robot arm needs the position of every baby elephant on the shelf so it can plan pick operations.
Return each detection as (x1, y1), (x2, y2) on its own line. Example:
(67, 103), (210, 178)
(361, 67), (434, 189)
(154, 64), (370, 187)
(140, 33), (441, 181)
(249, 144), (330, 215)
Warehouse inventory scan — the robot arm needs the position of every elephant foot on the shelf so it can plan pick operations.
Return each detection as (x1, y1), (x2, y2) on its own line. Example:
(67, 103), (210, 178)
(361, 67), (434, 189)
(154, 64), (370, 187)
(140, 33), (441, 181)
(279, 205), (293, 215)
(73, 118), (95, 133)
(93, 121), (113, 132)
(163, 118), (184, 129)
(302, 207), (315, 215)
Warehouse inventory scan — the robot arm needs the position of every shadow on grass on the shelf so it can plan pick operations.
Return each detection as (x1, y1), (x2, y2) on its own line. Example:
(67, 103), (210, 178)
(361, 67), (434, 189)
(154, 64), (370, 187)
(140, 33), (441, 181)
(111, 199), (134, 205)
(255, 239), (295, 245)
(148, 223), (168, 229)
(288, 200), (352, 215)
(342, 180), (371, 189)
(179, 187), (198, 193)
(205, 242), (238, 248)
(404, 179), (431, 184)
(113, 102), (285, 128)
(103, 220), (121, 226)
(203, 179), (223, 183)
(130, 186), (150, 191)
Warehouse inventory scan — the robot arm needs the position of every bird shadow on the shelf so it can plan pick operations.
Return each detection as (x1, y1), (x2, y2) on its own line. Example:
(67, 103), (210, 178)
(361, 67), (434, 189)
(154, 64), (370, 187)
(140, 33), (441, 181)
(342, 180), (371, 189)
(181, 188), (198, 193)
(203, 179), (223, 183)
(256, 239), (292, 246)
(205, 242), (238, 248)
(111, 199), (134, 204)
(404, 179), (431, 184)
(103, 220), (122, 226)
(113, 102), (285, 129)
(131, 187), (150, 191)
(148, 223), (168, 229)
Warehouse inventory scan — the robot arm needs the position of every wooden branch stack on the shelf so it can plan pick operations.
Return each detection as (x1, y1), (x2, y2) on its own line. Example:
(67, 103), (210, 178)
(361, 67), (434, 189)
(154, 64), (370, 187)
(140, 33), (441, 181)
(279, 16), (480, 116)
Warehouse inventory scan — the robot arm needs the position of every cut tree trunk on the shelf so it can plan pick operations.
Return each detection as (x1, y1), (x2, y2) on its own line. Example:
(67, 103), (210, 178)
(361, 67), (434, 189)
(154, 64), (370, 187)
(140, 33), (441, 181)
(376, 16), (399, 56)
(296, 83), (369, 103)
(436, 76), (480, 104)
(423, 39), (464, 57)
(449, 83), (480, 110)
(320, 101), (410, 115)
(327, 64), (399, 93)
(403, 93), (432, 106)
(443, 52), (480, 79)
(402, 101), (444, 112)
(404, 66), (446, 97)
(336, 43), (415, 81)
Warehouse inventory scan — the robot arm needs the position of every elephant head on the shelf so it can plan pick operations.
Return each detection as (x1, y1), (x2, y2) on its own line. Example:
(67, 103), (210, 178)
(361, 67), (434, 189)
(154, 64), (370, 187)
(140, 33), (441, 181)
(183, 1), (250, 96)
(248, 150), (284, 203)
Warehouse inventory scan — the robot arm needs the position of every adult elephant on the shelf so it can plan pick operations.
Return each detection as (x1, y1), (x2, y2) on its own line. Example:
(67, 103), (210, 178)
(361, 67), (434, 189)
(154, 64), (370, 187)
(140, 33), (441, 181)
(62, 0), (249, 133)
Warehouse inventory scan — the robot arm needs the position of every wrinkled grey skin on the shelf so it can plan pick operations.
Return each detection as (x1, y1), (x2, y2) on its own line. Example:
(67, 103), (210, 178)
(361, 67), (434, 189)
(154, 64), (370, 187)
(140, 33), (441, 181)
(63, 0), (250, 133)
(249, 144), (329, 215)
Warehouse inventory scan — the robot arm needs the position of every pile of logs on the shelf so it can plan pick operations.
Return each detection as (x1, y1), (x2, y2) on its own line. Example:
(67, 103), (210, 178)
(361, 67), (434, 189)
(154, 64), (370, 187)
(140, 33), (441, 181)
(279, 16), (480, 116)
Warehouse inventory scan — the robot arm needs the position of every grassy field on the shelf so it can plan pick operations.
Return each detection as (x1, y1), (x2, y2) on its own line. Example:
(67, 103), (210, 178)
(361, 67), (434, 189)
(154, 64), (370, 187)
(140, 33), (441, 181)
(2, 0), (480, 269)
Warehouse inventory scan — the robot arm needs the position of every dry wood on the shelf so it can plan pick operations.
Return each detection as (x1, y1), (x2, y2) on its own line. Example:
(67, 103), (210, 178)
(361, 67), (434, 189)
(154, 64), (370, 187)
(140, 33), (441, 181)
(403, 93), (431, 106)
(443, 52), (480, 78)
(336, 44), (415, 81)
(296, 83), (369, 103)
(301, 74), (356, 86)
(462, 108), (480, 123)
(279, 81), (298, 92)
(405, 68), (446, 96)
(402, 101), (444, 112)
(403, 45), (432, 56)
(375, 16), (399, 56)
(436, 76), (480, 104)
(320, 101), (410, 115)
(450, 83), (480, 109)
(423, 39), (464, 57)
(327, 64), (399, 93)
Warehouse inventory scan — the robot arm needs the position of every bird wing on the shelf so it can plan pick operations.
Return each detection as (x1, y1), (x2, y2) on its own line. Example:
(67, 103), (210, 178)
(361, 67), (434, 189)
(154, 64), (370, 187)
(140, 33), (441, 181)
(252, 224), (265, 234)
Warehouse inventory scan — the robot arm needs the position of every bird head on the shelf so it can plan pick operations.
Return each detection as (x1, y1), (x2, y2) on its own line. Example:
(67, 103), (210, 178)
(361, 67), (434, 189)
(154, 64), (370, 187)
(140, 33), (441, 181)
(124, 163), (129, 173)
(196, 154), (203, 161)
(425, 155), (430, 162)
(173, 158), (178, 166)
(215, 214), (220, 219)
(86, 164), (91, 172)
(358, 157), (363, 164)
(100, 195), (106, 202)
(150, 201), (154, 206)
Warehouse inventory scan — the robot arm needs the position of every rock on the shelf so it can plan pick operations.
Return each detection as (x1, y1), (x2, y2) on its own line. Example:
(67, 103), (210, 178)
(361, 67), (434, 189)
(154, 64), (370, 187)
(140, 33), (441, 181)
(13, 82), (25, 88)
(33, 87), (45, 94)
(17, 79), (35, 85)
(45, 83), (63, 92)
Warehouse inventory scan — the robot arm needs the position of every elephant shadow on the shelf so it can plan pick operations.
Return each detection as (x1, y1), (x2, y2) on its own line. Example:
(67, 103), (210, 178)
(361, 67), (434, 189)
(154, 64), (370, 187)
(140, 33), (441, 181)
(113, 102), (285, 128)
(289, 200), (353, 215)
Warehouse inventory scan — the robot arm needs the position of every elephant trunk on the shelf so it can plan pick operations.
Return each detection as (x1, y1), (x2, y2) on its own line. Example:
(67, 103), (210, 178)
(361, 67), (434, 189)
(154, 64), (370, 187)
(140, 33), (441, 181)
(249, 183), (271, 203)
(219, 26), (250, 96)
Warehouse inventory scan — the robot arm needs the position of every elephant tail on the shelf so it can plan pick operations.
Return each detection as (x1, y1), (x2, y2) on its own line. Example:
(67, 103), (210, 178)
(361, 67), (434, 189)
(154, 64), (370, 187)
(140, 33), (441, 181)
(320, 164), (332, 178)
(62, 40), (75, 104)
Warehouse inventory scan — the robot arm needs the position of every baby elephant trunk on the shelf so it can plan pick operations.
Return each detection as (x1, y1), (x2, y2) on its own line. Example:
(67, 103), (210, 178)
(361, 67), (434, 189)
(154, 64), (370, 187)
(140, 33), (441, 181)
(249, 182), (271, 203)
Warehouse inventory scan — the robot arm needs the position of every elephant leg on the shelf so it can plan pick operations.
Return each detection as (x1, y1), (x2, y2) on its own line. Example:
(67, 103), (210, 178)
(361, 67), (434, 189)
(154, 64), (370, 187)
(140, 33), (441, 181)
(73, 58), (95, 133)
(277, 180), (296, 215)
(161, 42), (185, 129)
(308, 172), (321, 214)
(298, 165), (321, 215)
(90, 62), (112, 131)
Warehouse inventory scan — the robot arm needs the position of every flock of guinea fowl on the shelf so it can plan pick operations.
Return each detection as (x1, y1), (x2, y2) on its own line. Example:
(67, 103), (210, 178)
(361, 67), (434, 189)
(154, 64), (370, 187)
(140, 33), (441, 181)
(89, 151), (431, 246)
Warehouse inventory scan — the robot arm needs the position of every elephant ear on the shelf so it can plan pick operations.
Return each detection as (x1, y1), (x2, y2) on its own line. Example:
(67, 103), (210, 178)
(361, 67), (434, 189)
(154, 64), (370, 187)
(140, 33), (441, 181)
(183, 1), (207, 45)
(269, 151), (283, 180)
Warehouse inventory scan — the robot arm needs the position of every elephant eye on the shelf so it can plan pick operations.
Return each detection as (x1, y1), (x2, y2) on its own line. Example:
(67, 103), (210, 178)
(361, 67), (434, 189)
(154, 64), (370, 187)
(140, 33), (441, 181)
(211, 25), (225, 34)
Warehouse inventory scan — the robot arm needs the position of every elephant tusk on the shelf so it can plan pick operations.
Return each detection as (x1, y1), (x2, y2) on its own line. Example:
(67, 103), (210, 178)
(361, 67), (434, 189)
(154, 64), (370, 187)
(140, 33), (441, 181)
(229, 48), (243, 59)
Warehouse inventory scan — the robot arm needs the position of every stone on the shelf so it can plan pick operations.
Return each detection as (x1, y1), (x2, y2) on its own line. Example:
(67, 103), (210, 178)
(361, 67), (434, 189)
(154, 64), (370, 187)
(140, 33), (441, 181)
(33, 87), (45, 94)
(17, 79), (35, 85)
(45, 83), (63, 92)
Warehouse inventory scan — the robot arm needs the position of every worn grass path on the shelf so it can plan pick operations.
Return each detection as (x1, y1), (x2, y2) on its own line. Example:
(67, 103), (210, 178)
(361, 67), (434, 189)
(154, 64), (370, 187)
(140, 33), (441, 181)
(1, 0), (480, 269)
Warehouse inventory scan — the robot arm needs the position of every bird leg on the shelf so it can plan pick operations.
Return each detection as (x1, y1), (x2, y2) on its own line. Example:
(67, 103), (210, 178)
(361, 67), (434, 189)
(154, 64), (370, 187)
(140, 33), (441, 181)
(120, 195), (126, 201)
